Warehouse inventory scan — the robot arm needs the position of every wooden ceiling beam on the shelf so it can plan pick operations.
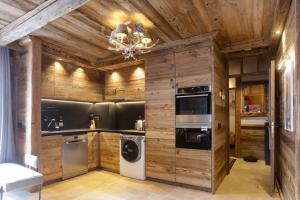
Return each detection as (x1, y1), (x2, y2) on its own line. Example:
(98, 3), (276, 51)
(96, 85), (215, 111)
(43, 46), (96, 70)
(0, 0), (91, 46)
(98, 60), (144, 71)
(225, 48), (271, 59)
(42, 40), (101, 64)
(42, 43), (99, 70)
(221, 39), (271, 53)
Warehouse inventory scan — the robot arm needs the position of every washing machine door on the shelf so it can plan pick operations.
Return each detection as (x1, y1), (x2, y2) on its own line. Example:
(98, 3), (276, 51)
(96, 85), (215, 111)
(122, 140), (140, 162)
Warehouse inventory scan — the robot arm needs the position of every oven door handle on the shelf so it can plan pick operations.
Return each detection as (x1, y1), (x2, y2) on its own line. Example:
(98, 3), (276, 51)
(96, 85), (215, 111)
(176, 94), (209, 98)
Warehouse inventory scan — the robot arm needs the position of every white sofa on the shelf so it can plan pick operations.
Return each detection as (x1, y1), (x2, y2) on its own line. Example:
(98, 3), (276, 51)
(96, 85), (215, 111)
(0, 154), (43, 200)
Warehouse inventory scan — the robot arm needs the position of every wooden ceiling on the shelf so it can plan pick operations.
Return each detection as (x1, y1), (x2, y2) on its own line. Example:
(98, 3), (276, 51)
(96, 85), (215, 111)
(0, 0), (292, 68)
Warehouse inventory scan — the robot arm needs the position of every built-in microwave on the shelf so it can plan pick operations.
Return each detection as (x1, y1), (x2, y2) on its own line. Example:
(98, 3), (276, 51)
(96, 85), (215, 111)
(176, 85), (212, 126)
(176, 85), (211, 115)
(176, 127), (211, 150)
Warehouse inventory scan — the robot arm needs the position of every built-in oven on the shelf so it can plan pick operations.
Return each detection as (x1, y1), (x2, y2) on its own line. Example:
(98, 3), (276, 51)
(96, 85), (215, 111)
(176, 124), (211, 150)
(176, 85), (212, 150)
(176, 86), (211, 115)
(176, 85), (211, 126)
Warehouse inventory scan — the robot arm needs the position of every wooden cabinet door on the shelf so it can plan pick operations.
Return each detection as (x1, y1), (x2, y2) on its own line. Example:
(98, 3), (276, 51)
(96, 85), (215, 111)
(99, 132), (120, 173)
(105, 66), (145, 101)
(175, 46), (212, 89)
(144, 52), (176, 182)
(40, 135), (62, 183)
(88, 132), (99, 170)
(175, 148), (212, 189)
(146, 138), (176, 181)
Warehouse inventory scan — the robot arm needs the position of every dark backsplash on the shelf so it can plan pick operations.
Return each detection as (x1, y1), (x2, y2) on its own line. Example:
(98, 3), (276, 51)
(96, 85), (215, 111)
(115, 102), (145, 130)
(41, 101), (94, 130)
(41, 100), (145, 131)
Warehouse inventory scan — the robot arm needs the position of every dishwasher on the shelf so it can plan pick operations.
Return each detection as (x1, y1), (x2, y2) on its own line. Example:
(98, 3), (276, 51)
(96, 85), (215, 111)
(62, 134), (88, 180)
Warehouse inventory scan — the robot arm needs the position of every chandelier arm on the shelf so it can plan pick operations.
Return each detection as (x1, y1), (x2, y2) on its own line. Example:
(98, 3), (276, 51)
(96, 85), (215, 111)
(143, 39), (160, 49)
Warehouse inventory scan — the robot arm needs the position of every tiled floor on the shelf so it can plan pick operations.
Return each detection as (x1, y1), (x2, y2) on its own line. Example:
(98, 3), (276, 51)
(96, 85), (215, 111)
(5, 159), (280, 200)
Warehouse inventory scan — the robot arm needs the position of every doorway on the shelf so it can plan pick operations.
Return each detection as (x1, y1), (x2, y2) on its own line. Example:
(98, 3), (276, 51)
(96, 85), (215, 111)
(225, 55), (277, 197)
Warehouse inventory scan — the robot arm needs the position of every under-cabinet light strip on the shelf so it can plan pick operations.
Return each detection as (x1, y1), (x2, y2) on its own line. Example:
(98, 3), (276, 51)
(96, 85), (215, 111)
(41, 99), (145, 105)
(41, 98), (94, 105)
(116, 101), (145, 104)
(95, 102), (115, 105)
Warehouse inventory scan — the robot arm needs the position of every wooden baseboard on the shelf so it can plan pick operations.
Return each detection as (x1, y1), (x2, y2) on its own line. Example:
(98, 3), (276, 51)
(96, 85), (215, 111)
(147, 177), (212, 193)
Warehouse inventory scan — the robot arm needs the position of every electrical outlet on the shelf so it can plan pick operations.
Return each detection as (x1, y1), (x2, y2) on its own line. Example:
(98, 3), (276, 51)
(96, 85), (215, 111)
(218, 123), (222, 129)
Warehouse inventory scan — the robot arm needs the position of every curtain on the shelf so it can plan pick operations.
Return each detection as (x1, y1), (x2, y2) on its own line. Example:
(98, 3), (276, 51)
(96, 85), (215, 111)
(0, 47), (15, 163)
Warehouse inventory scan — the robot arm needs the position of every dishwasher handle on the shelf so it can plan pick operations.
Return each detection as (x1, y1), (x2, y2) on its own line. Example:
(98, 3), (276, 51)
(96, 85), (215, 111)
(64, 139), (87, 144)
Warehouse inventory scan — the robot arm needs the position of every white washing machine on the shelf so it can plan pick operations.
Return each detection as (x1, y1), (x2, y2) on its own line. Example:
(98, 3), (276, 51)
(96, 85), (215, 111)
(120, 134), (146, 180)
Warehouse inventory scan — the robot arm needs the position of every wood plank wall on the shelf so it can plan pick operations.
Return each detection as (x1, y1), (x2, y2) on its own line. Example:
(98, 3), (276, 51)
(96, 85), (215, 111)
(276, 1), (297, 199)
(41, 48), (105, 102)
(212, 44), (228, 192)
(12, 36), (42, 163)
(144, 51), (176, 182)
(105, 65), (145, 101)
(174, 42), (212, 88)
(240, 127), (265, 159)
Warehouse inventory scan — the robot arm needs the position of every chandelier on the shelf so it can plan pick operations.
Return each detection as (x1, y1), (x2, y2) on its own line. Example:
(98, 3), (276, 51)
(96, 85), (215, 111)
(108, 23), (158, 60)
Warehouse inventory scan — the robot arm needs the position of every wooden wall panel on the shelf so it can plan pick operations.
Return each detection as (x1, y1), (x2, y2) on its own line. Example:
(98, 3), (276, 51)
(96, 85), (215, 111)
(88, 132), (99, 170)
(212, 44), (228, 193)
(175, 44), (212, 89)
(12, 36), (42, 163)
(40, 135), (62, 183)
(175, 149), (211, 189)
(146, 138), (176, 181)
(240, 127), (265, 160)
(105, 65), (145, 101)
(41, 54), (104, 102)
(99, 132), (120, 173)
(276, 1), (297, 199)
(144, 52), (176, 182)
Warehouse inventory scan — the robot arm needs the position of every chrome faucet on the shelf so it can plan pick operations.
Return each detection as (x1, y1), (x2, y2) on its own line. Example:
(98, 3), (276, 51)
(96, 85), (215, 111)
(47, 119), (56, 129)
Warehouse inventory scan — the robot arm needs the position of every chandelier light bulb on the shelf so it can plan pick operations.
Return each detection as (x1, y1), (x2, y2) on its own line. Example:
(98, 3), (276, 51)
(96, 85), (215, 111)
(136, 43), (144, 49)
(141, 37), (152, 45)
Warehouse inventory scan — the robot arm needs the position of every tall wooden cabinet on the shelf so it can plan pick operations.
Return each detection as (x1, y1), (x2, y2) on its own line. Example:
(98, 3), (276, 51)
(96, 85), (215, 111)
(144, 37), (228, 192)
(144, 52), (176, 182)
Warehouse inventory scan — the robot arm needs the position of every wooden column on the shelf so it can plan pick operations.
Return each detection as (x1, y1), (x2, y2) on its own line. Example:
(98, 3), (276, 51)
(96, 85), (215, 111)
(295, 1), (300, 199)
(235, 78), (242, 157)
(14, 36), (42, 162)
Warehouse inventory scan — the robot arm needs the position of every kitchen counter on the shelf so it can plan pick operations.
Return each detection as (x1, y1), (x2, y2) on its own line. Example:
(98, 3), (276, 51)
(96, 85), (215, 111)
(42, 129), (145, 136)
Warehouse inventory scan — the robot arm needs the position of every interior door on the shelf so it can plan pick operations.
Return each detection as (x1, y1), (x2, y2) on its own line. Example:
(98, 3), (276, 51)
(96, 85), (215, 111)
(269, 60), (276, 195)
